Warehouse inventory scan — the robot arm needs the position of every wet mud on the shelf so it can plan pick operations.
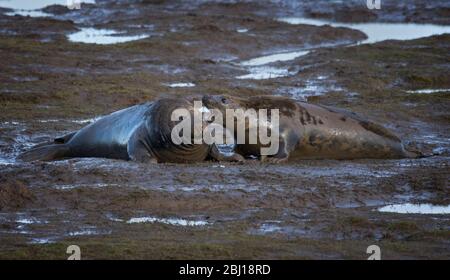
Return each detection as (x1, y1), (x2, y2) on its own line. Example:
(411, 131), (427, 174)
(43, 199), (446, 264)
(0, 0), (449, 259)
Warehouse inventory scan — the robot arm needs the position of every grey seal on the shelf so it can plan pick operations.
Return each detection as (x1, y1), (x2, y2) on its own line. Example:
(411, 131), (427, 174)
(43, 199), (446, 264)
(19, 98), (243, 163)
(202, 95), (418, 162)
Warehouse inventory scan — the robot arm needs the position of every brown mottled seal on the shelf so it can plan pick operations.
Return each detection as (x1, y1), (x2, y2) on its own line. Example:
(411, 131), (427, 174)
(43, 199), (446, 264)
(202, 95), (417, 162)
(19, 98), (243, 163)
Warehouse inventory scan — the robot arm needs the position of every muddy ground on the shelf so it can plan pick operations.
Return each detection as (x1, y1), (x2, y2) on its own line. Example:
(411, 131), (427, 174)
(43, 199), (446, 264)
(0, 0), (449, 259)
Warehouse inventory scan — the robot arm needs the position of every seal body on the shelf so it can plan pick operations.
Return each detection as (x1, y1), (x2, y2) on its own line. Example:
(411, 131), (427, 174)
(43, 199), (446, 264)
(202, 95), (416, 162)
(19, 98), (243, 163)
(68, 102), (152, 160)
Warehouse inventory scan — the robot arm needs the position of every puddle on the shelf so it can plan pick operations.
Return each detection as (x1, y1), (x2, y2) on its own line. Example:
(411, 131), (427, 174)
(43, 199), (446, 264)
(418, 134), (449, 146)
(432, 147), (448, 155)
(270, 163), (399, 180)
(0, 124), (35, 165)
(12, 76), (40, 82)
(0, 158), (17, 165)
(68, 28), (149, 45)
(128, 24), (155, 30)
(0, 0), (95, 10)
(15, 215), (47, 225)
(52, 183), (119, 190)
(16, 218), (39, 224)
(152, 64), (186, 75)
(106, 213), (124, 222)
(0, 121), (21, 126)
(29, 237), (56, 244)
(413, 134), (450, 155)
(235, 50), (308, 80)
(258, 222), (283, 233)
(276, 79), (343, 100)
(236, 66), (293, 80)
(378, 203), (450, 214)
(166, 82), (196, 88)
(126, 216), (209, 226)
(65, 157), (141, 172)
(251, 221), (309, 237)
(236, 28), (248, 33)
(278, 17), (450, 44)
(1, 0), (95, 18)
(37, 117), (101, 124)
(71, 117), (101, 124)
(406, 89), (450, 94)
(215, 55), (239, 62)
(240, 51), (309, 66)
(67, 228), (111, 236)
(176, 183), (268, 194)
(5, 10), (52, 17)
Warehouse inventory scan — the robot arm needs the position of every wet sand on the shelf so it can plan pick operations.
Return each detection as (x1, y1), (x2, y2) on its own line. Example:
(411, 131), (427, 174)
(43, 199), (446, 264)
(0, 0), (449, 259)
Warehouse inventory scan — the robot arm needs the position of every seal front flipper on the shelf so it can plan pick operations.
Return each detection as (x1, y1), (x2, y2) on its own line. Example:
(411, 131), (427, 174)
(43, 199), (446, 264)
(18, 144), (71, 162)
(208, 144), (245, 162)
(260, 136), (289, 163)
(127, 124), (156, 163)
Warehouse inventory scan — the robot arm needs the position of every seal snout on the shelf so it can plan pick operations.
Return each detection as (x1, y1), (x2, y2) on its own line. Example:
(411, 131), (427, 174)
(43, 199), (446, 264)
(202, 95), (211, 109)
(201, 95), (210, 105)
(202, 95), (219, 108)
(202, 95), (230, 111)
(202, 94), (221, 105)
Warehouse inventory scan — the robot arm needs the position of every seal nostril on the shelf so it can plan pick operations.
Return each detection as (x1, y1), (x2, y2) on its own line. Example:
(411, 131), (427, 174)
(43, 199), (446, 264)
(201, 95), (209, 105)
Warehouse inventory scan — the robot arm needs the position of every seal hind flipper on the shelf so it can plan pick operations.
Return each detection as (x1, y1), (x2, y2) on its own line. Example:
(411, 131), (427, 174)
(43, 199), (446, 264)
(30, 131), (78, 150)
(261, 137), (289, 163)
(18, 144), (71, 162)
(320, 105), (401, 142)
(54, 131), (77, 144)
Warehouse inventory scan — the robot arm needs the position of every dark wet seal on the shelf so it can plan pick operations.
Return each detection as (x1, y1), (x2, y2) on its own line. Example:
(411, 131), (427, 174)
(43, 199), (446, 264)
(340, 116), (347, 122)
(17, 98), (245, 163)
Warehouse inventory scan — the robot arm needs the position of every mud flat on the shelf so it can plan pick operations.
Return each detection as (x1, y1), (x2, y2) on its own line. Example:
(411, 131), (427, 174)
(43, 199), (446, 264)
(0, 0), (449, 259)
